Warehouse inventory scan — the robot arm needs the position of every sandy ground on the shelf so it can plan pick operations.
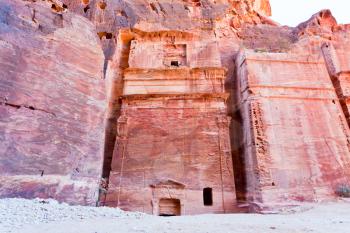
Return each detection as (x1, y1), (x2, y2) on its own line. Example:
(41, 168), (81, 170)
(1, 198), (350, 233)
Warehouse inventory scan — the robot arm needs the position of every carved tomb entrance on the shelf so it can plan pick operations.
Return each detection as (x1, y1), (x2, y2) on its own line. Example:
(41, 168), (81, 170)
(151, 179), (186, 216)
(159, 198), (181, 216)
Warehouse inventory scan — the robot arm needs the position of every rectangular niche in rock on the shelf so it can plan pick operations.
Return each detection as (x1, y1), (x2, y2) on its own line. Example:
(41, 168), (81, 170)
(159, 198), (181, 216)
(163, 44), (187, 67)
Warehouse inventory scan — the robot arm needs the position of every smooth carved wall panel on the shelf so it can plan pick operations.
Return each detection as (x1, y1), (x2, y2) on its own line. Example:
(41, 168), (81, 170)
(332, 43), (350, 73)
(128, 40), (222, 69)
(123, 68), (226, 95)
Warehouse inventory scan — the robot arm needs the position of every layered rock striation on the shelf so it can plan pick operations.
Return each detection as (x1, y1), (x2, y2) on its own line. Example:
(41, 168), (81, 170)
(1, 0), (350, 213)
(101, 31), (236, 215)
(0, 0), (105, 205)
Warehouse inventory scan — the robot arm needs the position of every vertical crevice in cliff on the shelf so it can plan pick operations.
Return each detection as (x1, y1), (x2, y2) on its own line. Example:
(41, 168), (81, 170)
(322, 43), (350, 128)
(99, 30), (134, 205)
(223, 49), (248, 205)
(227, 58), (248, 203)
(230, 110), (247, 202)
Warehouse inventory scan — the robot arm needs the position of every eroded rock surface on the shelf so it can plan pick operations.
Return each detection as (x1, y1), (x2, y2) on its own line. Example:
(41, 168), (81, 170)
(1, 0), (350, 214)
(0, 0), (105, 205)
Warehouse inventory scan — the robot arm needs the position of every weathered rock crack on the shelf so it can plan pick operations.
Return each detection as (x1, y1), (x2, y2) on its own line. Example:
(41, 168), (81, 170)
(1, 98), (56, 117)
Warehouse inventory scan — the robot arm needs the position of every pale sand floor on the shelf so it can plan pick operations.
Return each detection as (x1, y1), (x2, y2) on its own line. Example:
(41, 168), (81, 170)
(1, 198), (350, 233)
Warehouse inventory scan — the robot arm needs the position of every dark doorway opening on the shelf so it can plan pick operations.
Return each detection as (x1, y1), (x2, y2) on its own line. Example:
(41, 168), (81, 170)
(171, 61), (179, 67)
(159, 214), (176, 217)
(203, 187), (213, 206)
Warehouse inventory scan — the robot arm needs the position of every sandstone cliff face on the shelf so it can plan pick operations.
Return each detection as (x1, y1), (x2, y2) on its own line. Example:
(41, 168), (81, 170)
(1, 0), (350, 214)
(0, 0), (105, 205)
(57, 0), (277, 189)
(98, 1), (350, 213)
(100, 32), (237, 215)
(236, 51), (350, 209)
(60, 0), (273, 57)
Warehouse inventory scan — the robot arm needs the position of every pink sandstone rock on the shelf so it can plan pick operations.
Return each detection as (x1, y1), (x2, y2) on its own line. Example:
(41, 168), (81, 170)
(236, 51), (350, 211)
(100, 31), (236, 215)
(1, 0), (350, 214)
(0, 0), (105, 205)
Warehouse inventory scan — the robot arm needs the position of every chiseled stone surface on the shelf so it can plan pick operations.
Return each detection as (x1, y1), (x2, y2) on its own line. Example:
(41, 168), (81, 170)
(322, 41), (350, 126)
(59, 0), (276, 180)
(0, 0), (105, 205)
(101, 31), (237, 215)
(236, 51), (350, 210)
(105, 96), (236, 214)
(1, 0), (350, 214)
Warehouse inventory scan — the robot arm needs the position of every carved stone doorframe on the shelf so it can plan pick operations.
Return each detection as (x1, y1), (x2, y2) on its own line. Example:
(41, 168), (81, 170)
(150, 179), (186, 215)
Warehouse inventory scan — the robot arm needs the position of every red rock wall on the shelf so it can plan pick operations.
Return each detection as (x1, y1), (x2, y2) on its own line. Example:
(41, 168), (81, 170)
(0, 0), (105, 205)
(104, 97), (236, 214)
(101, 32), (237, 214)
(57, 0), (277, 189)
(322, 40), (350, 126)
(236, 51), (350, 210)
(2, 0), (350, 214)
